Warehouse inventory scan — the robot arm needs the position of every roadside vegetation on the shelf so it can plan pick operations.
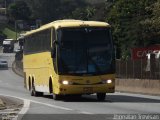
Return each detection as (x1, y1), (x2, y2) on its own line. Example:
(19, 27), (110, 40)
(0, 24), (18, 40)
(0, 0), (160, 59)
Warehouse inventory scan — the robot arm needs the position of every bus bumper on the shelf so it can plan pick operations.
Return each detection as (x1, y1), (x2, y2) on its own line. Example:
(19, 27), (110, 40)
(57, 84), (115, 95)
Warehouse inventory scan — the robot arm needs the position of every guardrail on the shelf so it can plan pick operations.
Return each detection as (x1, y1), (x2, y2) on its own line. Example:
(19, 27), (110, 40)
(116, 59), (160, 80)
(13, 51), (24, 77)
(116, 78), (160, 95)
(12, 60), (23, 77)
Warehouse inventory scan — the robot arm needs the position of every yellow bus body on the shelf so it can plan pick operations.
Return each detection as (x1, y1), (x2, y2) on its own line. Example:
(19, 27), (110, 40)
(23, 20), (115, 99)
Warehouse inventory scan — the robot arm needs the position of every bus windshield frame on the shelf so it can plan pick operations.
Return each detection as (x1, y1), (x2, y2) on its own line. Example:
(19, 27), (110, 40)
(56, 27), (115, 76)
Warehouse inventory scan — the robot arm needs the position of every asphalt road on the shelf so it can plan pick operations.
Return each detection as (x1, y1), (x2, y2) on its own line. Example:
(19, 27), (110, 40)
(1, 52), (160, 120)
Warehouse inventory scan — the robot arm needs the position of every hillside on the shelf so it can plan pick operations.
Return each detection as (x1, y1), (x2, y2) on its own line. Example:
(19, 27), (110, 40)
(0, 24), (17, 40)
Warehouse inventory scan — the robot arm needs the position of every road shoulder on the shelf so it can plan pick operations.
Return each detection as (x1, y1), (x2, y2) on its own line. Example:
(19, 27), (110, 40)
(0, 95), (25, 120)
(0, 98), (6, 110)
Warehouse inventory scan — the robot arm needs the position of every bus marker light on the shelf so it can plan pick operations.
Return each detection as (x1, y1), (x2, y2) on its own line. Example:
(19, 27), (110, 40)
(102, 79), (112, 84)
(107, 79), (112, 84)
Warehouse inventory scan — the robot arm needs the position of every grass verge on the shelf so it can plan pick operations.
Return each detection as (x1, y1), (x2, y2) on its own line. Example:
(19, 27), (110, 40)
(0, 24), (19, 40)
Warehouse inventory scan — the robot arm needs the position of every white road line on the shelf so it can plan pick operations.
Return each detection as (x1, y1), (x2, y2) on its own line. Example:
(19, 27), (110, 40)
(29, 99), (73, 111)
(0, 93), (94, 115)
(0, 94), (72, 111)
(17, 99), (30, 120)
(0, 111), (18, 114)
(80, 111), (94, 114)
(29, 100), (94, 115)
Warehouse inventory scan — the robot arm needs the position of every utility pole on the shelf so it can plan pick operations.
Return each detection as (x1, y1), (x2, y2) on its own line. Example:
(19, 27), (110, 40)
(4, 0), (7, 15)
(15, 20), (17, 40)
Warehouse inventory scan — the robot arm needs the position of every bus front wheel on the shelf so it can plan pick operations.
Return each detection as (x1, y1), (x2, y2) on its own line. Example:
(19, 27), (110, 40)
(49, 79), (62, 100)
(97, 93), (106, 101)
(53, 94), (61, 100)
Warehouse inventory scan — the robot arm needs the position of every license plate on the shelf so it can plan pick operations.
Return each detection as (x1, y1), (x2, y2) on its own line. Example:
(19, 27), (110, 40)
(83, 87), (93, 93)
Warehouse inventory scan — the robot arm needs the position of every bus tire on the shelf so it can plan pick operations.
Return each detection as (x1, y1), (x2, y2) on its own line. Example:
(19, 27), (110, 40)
(36, 91), (43, 96)
(30, 82), (36, 96)
(53, 94), (61, 100)
(97, 93), (106, 101)
(49, 79), (61, 100)
(30, 81), (43, 97)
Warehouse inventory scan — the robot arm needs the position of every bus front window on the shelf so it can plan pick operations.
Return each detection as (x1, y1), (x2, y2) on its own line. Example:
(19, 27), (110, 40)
(57, 27), (114, 75)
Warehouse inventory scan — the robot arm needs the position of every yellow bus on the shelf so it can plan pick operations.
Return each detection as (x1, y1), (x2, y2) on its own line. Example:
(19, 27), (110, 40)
(23, 20), (115, 101)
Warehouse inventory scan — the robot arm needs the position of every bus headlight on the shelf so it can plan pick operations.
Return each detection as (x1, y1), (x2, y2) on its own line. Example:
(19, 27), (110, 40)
(107, 79), (112, 84)
(62, 80), (69, 85)
(60, 80), (73, 85)
(102, 79), (112, 84)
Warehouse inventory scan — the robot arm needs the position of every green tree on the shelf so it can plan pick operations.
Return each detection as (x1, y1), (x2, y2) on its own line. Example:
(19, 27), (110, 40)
(8, 1), (31, 21)
(140, 0), (160, 45)
(25, 0), (87, 23)
(71, 6), (95, 20)
(25, 0), (61, 23)
(107, 0), (157, 59)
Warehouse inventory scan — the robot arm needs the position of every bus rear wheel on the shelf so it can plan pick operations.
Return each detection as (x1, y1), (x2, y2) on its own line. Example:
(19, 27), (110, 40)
(97, 93), (106, 101)
(30, 82), (43, 97)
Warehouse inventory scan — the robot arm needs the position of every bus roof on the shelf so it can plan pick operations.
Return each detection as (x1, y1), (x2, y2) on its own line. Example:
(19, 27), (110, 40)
(24, 20), (110, 36)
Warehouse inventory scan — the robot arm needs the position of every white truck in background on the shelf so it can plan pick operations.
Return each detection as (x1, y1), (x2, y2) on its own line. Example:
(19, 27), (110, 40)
(2, 39), (15, 53)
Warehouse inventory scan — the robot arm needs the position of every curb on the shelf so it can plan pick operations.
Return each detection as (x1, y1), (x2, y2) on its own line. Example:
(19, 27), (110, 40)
(115, 90), (160, 97)
(0, 94), (30, 120)
(0, 99), (6, 110)
(12, 61), (24, 77)
(17, 99), (30, 120)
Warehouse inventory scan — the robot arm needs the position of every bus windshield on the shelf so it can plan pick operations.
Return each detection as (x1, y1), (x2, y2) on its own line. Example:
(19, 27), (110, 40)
(57, 27), (114, 75)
